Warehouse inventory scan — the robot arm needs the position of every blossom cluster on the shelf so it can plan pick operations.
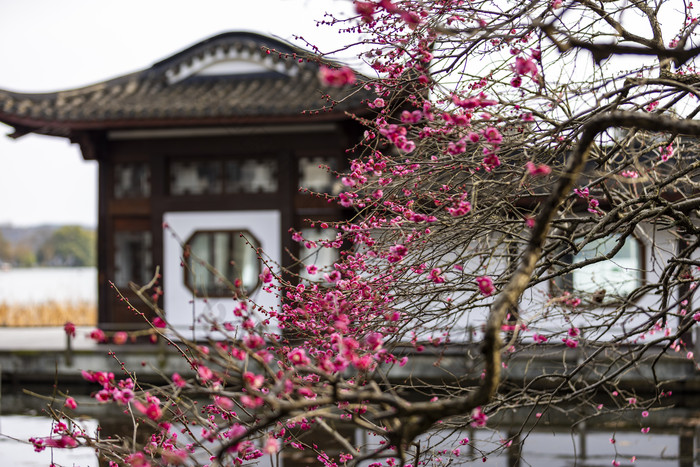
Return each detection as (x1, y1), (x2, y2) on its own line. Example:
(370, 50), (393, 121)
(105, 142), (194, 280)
(32, 0), (700, 465)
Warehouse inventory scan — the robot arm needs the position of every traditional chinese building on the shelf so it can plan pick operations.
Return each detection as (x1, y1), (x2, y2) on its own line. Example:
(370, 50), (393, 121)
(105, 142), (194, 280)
(0, 32), (369, 330)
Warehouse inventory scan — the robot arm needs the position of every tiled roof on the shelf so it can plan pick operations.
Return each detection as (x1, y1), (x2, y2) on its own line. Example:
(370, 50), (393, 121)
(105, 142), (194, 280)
(0, 32), (370, 137)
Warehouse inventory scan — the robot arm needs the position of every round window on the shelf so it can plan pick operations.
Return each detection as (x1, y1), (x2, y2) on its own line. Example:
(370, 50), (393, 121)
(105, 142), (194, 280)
(183, 230), (261, 297)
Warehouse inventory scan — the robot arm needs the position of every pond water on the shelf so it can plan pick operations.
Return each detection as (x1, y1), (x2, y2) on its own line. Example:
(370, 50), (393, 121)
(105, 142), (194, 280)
(0, 267), (96, 304)
(457, 429), (685, 466)
(0, 415), (98, 466)
(352, 425), (694, 466)
(0, 413), (694, 466)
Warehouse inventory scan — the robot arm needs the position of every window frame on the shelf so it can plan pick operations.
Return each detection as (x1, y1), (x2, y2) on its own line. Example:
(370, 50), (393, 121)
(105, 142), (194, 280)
(550, 233), (646, 305)
(168, 156), (280, 196)
(182, 229), (262, 298)
(113, 230), (153, 288)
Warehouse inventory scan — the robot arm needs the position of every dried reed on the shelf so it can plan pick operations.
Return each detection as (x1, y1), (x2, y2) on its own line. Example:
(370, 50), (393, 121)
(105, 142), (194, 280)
(0, 300), (97, 327)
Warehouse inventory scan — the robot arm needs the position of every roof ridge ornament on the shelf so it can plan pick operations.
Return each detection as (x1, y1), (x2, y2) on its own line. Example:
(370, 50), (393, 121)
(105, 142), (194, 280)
(164, 42), (299, 85)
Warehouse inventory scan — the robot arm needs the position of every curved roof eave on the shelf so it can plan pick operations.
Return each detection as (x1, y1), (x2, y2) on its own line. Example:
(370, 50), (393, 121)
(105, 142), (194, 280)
(0, 31), (373, 138)
(0, 109), (369, 139)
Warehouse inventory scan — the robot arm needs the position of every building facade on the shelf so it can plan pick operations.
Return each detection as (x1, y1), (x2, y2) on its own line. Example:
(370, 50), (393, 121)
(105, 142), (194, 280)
(0, 32), (368, 329)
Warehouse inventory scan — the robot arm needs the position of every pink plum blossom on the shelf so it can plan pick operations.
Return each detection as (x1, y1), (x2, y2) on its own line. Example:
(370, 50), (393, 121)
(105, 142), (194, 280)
(197, 366), (215, 383)
(243, 371), (265, 389)
(134, 400), (163, 421)
(533, 333), (548, 343)
(475, 276), (494, 296)
(260, 267), (273, 284)
(152, 317), (167, 328)
(563, 338), (578, 348)
(89, 329), (106, 343)
(587, 198), (601, 214)
(113, 331), (128, 345)
(483, 126), (503, 145)
(172, 373), (186, 388)
(525, 161), (551, 176)
(661, 143), (674, 161)
(319, 66), (356, 87)
(125, 452), (151, 467)
(574, 187), (589, 198)
(428, 268), (445, 284)
(513, 56), (538, 76)
(483, 152), (501, 171)
(288, 348), (310, 366)
(263, 435), (280, 454)
(470, 407), (488, 427)
(44, 435), (78, 449)
(355, 1), (376, 22)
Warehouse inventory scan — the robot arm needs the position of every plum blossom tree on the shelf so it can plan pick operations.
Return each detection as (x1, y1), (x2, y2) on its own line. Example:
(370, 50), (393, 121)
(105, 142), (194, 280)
(35, 0), (700, 465)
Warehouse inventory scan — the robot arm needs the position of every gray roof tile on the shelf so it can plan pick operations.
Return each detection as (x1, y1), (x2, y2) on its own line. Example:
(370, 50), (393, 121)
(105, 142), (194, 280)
(0, 32), (370, 136)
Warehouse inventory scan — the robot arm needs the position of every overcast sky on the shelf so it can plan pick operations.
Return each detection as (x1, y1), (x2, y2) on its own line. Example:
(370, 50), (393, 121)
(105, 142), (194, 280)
(0, 0), (352, 227)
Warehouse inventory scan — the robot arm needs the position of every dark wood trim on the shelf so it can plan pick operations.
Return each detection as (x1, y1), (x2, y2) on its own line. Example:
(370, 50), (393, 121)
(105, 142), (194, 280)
(110, 132), (349, 157)
(108, 199), (151, 216)
(154, 195), (282, 212)
(678, 234), (695, 346)
(151, 154), (167, 314)
(3, 111), (372, 137)
(97, 154), (110, 326)
(112, 218), (151, 231)
(280, 150), (296, 273)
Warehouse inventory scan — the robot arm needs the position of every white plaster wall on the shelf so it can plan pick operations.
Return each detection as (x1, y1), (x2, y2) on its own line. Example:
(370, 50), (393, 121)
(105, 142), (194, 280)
(521, 223), (678, 343)
(403, 223), (681, 345)
(163, 210), (281, 338)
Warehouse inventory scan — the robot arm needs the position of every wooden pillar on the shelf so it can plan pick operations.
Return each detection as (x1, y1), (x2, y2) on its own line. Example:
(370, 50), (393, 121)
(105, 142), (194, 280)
(506, 429), (521, 467)
(677, 234), (696, 348)
(97, 149), (111, 326)
(679, 428), (694, 467)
